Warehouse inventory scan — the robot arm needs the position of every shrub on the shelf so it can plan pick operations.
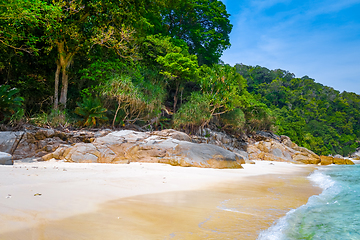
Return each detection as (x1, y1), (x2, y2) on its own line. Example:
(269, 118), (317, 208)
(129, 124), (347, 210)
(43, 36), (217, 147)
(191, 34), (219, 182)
(0, 85), (24, 123)
(74, 97), (108, 127)
(173, 92), (212, 130)
(219, 108), (246, 131)
(30, 109), (70, 128)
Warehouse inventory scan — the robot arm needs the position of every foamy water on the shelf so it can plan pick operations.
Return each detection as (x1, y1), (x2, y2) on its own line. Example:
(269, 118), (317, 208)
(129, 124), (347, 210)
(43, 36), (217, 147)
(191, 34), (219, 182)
(258, 164), (360, 240)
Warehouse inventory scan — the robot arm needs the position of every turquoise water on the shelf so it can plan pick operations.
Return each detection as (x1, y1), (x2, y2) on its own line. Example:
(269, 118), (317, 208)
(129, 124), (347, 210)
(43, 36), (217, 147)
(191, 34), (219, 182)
(258, 164), (360, 240)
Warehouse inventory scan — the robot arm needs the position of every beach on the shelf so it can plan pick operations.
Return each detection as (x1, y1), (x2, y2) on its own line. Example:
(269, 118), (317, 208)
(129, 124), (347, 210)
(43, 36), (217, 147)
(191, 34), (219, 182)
(0, 160), (321, 239)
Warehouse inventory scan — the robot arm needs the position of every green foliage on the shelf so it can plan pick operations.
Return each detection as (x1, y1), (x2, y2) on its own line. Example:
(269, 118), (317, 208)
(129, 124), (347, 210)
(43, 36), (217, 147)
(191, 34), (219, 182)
(0, 0), (61, 54)
(30, 109), (69, 128)
(173, 92), (212, 129)
(219, 108), (246, 131)
(146, 34), (199, 112)
(74, 97), (108, 127)
(0, 85), (24, 122)
(102, 74), (164, 127)
(199, 64), (247, 115)
(173, 64), (258, 131)
(243, 101), (274, 133)
(161, 0), (232, 65)
(237, 64), (360, 156)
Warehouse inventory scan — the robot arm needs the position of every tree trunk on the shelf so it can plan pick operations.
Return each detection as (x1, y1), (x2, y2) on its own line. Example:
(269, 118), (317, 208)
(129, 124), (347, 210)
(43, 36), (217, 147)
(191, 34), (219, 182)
(55, 41), (75, 110)
(173, 82), (180, 113)
(59, 67), (69, 108)
(54, 62), (61, 110)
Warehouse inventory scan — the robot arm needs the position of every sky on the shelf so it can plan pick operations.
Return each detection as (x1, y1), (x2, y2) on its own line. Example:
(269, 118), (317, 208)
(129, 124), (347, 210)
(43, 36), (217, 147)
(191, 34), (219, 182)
(220, 0), (360, 94)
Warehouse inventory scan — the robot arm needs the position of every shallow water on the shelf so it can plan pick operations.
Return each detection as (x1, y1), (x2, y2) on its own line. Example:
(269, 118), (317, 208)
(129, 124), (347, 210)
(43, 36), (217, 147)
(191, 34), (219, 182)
(0, 171), (319, 240)
(258, 165), (360, 240)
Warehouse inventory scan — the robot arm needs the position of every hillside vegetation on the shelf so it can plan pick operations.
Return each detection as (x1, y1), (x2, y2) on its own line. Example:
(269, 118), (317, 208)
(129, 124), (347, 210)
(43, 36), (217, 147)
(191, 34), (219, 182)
(236, 64), (360, 156)
(0, 0), (359, 156)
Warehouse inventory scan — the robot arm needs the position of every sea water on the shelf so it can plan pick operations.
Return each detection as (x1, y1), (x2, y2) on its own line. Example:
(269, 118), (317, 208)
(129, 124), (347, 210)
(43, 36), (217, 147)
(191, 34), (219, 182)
(258, 164), (360, 240)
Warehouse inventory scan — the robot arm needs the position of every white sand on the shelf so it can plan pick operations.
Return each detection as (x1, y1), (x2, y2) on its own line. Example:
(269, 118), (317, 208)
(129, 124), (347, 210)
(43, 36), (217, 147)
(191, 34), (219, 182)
(0, 160), (312, 235)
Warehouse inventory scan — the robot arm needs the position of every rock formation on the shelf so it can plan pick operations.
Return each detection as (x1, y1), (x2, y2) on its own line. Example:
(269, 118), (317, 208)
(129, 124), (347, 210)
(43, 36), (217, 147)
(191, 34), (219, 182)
(42, 129), (244, 169)
(1, 127), (356, 166)
(320, 155), (355, 165)
(0, 128), (111, 160)
(0, 152), (12, 165)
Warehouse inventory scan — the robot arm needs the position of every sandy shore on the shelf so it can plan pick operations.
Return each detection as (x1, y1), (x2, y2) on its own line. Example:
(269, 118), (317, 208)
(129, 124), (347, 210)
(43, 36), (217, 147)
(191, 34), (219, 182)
(0, 160), (320, 239)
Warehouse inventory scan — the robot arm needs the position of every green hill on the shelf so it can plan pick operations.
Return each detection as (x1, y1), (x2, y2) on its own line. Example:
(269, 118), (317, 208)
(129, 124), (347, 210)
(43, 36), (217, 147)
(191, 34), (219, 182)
(236, 64), (360, 156)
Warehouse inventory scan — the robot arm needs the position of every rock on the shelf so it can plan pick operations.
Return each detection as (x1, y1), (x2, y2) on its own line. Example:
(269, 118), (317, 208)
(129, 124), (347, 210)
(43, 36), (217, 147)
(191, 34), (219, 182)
(63, 143), (100, 163)
(54, 130), (244, 169)
(334, 154), (344, 159)
(320, 156), (334, 165)
(246, 137), (320, 164)
(0, 131), (24, 153)
(151, 129), (191, 142)
(167, 142), (244, 168)
(334, 158), (355, 165)
(255, 131), (281, 142)
(0, 128), (111, 160)
(320, 155), (355, 166)
(232, 149), (249, 161)
(351, 150), (360, 160)
(280, 135), (298, 148)
(0, 152), (12, 165)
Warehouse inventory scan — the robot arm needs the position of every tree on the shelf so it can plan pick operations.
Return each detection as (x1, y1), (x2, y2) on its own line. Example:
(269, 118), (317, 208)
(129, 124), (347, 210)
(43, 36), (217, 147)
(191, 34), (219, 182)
(161, 0), (232, 65)
(173, 64), (248, 129)
(0, 0), (60, 53)
(0, 0), (161, 110)
(147, 35), (199, 112)
(46, 0), (141, 110)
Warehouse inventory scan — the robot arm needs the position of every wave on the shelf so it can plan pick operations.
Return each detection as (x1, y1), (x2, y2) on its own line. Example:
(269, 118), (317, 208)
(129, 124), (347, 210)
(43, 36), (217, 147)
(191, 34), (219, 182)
(257, 169), (339, 240)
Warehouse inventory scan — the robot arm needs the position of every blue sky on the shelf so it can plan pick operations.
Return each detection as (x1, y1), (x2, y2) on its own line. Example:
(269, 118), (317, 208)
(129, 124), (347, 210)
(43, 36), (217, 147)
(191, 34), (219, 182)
(220, 0), (360, 94)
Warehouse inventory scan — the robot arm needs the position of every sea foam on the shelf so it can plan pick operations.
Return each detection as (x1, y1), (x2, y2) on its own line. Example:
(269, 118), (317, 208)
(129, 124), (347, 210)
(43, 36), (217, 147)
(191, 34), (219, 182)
(258, 165), (360, 240)
(258, 169), (336, 240)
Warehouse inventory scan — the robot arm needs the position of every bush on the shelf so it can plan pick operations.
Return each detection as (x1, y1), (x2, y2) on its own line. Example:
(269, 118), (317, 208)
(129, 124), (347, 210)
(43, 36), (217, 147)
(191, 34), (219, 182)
(173, 92), (212, 130)
(74, 97), (108, 127)
(219, 108), (246, 131)
(30, 109), (70, 128)
(0, 85), (24, 123)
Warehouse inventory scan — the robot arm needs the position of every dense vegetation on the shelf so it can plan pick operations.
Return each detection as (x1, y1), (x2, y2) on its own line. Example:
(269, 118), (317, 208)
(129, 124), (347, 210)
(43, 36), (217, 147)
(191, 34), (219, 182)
(0, 0), (271, 134)
(1, 0), (359, 156)
(236, 64), (360, 156)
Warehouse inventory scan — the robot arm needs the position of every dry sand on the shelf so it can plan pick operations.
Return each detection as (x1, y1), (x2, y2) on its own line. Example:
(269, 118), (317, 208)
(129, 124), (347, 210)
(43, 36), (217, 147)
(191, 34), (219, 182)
(0, 160), (321, 239)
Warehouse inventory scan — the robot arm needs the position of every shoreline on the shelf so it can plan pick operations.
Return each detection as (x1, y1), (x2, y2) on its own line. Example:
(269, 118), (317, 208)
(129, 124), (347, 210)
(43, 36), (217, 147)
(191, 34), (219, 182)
(0, 160), (321, 239)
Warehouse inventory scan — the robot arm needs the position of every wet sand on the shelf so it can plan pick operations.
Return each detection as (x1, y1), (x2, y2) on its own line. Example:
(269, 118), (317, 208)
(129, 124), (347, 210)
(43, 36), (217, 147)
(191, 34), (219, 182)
(0, 161), (320, 240)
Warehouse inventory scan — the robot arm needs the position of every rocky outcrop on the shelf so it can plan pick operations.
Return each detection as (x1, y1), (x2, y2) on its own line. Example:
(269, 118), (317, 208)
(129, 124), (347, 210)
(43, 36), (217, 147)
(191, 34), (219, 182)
(192, 128), (250, 163)
(244, 135), (321, 164)
(0, 128), (111, 160)
(2, 126), (356, 167)
(43, 129), (244, 169)
(0, 152), (12, 165)
(351, 149), (360, 160)
(320, 155), (355, 165)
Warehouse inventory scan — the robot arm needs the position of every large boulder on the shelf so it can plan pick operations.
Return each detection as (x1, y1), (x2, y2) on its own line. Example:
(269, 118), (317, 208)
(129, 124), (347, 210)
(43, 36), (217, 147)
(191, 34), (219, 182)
(246, 137), (321, 164)
(320, 156), (334, 165)
(320, 155), (355, 165)
(351, 149), (360, 160)
(0, 131), (24, 153)
(0, 128), (112, 160)
(334, 157), (355, 165)
(0, 152), (12, 165)
(44, 130), (244, 169)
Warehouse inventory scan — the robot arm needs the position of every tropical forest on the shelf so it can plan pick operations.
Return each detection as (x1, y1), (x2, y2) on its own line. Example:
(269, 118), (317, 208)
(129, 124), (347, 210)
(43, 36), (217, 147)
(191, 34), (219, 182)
(1, 0), (359, 157)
